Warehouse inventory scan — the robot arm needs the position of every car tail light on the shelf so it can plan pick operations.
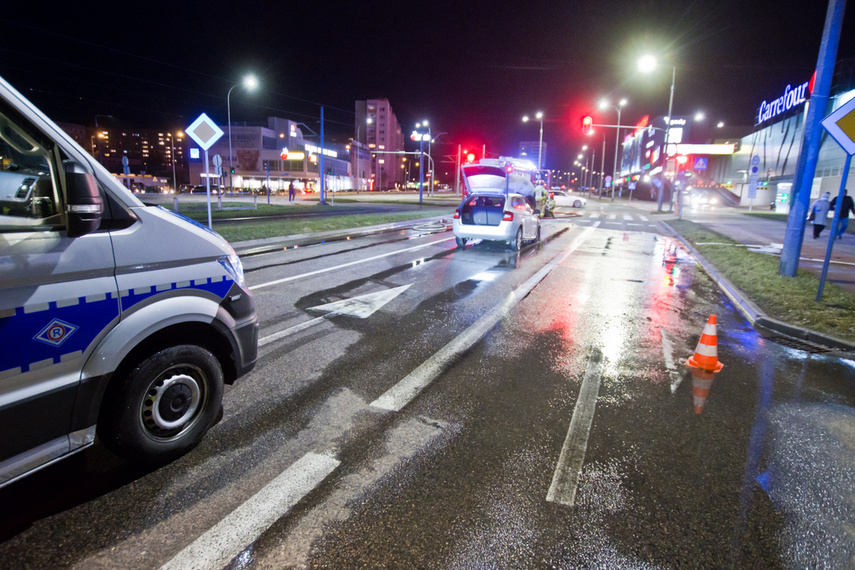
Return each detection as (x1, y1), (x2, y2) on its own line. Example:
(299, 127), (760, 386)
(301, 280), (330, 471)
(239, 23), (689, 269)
(502, 211), (514, 222)
(453, 208), (460, 219)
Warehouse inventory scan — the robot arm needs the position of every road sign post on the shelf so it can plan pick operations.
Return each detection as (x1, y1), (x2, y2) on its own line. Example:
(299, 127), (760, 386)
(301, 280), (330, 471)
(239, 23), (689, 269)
(185, 114), (224, 228)
(816, 93), (855, 300)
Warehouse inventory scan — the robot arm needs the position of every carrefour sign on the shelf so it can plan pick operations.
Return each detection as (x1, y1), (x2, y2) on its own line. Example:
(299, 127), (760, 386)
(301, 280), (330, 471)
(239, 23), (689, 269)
(756, 76), (813, 125)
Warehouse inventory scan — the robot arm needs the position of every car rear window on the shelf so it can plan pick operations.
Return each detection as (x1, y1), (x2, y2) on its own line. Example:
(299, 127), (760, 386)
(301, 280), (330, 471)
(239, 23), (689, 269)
(460, 195), (506, 225)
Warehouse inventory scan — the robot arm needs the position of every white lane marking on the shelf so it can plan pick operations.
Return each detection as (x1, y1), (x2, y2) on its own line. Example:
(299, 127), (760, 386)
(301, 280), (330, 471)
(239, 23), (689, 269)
(623, 214), (633, 221)
(249, 237), (454, 291)
(589, 213), (600, 219)
(310, 284), (412, 318)
(259, 285), (413, 347)
(639, 216), (649, 222)
(160, 452), (340, 570)
(608, 214), (617, 220)
(546, 348), (605, 507)
(371, 225), (598, 412)
(259, 316), (327, 347)
(269, 416), (447, 566)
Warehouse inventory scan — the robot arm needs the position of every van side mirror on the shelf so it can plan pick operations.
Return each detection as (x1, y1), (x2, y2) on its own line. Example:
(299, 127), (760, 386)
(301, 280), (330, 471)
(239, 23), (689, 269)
(64, 161), (102, 237)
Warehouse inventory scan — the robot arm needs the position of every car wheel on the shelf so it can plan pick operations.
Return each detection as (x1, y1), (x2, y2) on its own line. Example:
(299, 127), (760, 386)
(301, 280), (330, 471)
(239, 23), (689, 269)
(534, 223), (541, 243)
(98, 345), (224, 463)
(510, 227), (523, 251)
(455, 236), (467, 248)
(573, 200), (583, 207)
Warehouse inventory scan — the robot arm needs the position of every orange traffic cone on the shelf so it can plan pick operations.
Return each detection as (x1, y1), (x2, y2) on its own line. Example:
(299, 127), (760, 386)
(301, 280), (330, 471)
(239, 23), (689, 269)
(686, 314), (724, 373)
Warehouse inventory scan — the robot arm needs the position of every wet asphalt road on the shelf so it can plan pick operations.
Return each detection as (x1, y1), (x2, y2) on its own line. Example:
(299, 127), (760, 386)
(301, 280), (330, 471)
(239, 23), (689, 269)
(1, 203), (854, 568)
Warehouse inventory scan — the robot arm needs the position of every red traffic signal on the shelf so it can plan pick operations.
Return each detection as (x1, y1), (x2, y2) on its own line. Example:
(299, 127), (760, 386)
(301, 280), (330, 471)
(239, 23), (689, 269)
(582, 116), (593, 135)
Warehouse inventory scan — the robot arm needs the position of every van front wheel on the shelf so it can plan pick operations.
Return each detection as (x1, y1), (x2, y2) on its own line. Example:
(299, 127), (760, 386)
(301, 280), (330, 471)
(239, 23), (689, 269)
(98, 345), (223, 463)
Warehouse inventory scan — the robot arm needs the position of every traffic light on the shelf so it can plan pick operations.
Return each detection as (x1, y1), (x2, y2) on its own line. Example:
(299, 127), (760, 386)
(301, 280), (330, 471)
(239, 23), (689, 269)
(230, 167), (235, 174)
(582, 116), (593, 135)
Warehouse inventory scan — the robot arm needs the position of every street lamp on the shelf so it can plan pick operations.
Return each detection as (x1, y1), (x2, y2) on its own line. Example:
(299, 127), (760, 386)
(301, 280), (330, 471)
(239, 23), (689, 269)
(522, 111), (544, 170)
(413, 120), (431, 203)
(578, 145), (591, 190)
(357, 116), (373, 143)
(429, 131), (447, 195)
(227, 74), (259, 193)
(599, 98), (627, 200)
(638, 54), (675, 211)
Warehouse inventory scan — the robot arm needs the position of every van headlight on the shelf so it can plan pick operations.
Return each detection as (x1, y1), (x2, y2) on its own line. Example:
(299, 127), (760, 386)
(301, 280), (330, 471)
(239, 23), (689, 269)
(219, 252), (246, 289)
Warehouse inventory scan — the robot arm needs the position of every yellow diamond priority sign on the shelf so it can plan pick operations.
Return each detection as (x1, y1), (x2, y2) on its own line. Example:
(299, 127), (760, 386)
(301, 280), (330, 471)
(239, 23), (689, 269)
(821, 95), (855, 155)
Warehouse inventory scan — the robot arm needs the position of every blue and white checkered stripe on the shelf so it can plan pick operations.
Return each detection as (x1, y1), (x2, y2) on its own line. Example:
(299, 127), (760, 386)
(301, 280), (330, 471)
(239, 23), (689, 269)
(0, 274), (233, 377)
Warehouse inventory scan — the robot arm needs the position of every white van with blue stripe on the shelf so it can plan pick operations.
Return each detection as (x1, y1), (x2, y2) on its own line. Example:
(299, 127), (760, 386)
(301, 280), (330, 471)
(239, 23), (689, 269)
(0, 76), (259, 487)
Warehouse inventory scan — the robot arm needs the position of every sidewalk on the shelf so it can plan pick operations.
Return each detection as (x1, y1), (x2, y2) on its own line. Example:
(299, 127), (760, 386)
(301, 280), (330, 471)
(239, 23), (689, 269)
(605, 197), (855, 352)
(601, 197), (855, 293)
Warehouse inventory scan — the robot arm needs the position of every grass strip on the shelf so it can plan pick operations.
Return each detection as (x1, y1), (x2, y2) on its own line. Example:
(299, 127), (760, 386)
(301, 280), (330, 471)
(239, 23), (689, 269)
(669, 219), (855, 342)
(207, 209), (452, 242)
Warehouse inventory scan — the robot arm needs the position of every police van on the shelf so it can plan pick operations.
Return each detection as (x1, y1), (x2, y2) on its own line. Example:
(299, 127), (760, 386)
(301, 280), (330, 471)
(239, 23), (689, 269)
(0, 76), (259, 487)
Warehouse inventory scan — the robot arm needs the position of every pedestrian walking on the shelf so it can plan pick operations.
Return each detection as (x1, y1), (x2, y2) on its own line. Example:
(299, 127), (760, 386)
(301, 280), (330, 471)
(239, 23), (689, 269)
(288, 180), (295, 202)
(830, 188), (855, 240)
(809, 192), (831, 239)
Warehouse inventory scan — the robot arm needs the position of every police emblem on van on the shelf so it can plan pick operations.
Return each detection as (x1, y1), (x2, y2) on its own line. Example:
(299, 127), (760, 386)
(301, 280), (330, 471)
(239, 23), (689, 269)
(34, 318), (79, 347)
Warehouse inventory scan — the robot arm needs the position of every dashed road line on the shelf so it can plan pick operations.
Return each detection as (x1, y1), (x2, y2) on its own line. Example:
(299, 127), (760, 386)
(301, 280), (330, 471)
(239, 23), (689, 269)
(371, 225), (598, 412)
(249, 237), (454, 291)
(160, 452), (340, 570)
(546, 348), (605, 507)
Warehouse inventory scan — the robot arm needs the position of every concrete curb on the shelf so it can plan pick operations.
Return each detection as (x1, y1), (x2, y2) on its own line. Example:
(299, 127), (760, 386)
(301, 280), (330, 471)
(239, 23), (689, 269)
(661, 221), (855, 354)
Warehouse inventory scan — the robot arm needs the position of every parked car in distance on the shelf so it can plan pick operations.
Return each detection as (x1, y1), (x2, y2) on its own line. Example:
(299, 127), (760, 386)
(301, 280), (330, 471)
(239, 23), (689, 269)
(453, 191), (540, 251)
(551, 190), (587, 208)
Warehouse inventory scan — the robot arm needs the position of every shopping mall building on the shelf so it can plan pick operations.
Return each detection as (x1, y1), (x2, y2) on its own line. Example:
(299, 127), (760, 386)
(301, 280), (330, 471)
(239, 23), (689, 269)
(618, 70), (855, 211)
(188, 117), (356, 194)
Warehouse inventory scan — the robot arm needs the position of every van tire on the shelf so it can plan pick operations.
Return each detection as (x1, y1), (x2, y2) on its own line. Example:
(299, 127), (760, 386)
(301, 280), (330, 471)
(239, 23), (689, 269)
(98, 345), (224, 463)
(455, 236), (467, 248)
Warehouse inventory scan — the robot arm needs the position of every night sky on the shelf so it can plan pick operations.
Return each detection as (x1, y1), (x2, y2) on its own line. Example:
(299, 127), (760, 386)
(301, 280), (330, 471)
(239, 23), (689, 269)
(1, 1), (852, 169)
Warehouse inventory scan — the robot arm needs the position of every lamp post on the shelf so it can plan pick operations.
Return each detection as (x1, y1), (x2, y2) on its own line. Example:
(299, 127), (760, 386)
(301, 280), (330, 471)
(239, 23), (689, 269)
(429, 132), (447, 195)
(357, 116), (373, 143)
(227, 74), (259, 193)
(413, 120), (431, 203)
(638, 55), (675, 211)
(522, 111), (544, 170)
(599, 98), (627, 200)
(168, 131), (183, 193)
(412, 121), (429, 203)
